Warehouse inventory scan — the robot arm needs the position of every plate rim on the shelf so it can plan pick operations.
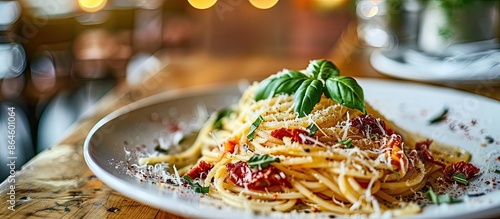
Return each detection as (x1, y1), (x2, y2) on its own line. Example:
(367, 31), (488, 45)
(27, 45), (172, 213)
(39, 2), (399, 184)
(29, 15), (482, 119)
(370, 50), (500, 83)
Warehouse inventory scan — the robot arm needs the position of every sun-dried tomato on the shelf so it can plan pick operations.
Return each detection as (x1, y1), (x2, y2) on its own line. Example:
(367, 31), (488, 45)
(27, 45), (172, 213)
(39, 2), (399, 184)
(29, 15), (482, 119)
(186, 160), (213, 179)
(443, 161), (480, 183)
(271, 128), (311, 144)
(351, 114), (393, 137)
(226, 161), (291, 191)
(415, 140), (446, 169)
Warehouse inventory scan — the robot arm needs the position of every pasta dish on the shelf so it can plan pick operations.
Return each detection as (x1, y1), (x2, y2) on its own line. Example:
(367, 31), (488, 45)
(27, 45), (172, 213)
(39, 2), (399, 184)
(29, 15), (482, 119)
(135, 60), (479, 217)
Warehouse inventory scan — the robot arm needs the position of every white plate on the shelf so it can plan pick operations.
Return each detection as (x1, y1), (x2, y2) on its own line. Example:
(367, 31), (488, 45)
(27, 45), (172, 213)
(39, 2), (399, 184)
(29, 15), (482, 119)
(370, 49), (500, 82)
(84, 79), (500, 219)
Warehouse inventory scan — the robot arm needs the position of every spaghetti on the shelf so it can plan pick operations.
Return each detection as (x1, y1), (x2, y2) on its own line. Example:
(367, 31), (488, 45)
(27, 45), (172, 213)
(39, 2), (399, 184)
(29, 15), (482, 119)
(137, 60), (478, 217)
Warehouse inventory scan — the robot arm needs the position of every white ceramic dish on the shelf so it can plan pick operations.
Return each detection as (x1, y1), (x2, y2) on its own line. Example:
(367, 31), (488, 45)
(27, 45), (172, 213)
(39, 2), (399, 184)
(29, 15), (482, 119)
(84, 79), (500, 219)
(370, 49), (500, 82)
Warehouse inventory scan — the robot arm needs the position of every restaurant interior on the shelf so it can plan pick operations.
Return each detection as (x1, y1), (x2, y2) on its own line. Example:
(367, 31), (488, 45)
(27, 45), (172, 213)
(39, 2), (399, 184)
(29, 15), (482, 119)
(0, 0), (499, 218)
(0, 0), (362, 180)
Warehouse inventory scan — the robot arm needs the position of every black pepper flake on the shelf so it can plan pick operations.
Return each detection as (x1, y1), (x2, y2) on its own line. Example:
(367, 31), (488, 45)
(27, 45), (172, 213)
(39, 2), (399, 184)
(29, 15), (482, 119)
(304, 148), (310, 153)
(328, 215), (337, 218)
(471, 119), (477, 126)
(107, 207), (120, 213)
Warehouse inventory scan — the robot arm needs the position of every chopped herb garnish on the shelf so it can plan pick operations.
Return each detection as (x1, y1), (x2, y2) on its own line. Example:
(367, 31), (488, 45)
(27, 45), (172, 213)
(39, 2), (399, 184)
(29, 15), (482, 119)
(213, 108), (234, 130)
(254, 60), (366, 117)
(183, 175), (210, 194)
(307, 123), (318, 137)
(453, 173), (468, 185)
(154, 145), (168, 153)
(370, 133), (379, 140)
(426, 187), (439, 204)
(429, 107), (449, 125)
(494, 169), (500, 174)
(338, 138), (353, 148)
(183, 175), (194, 183)
(247, 154), (280, 169)
(394, 172), (401, 181)
(425, 187), (462, 205)
(247, 115), (264, 141)
(485, 136), (494, 144)
(437, 192), (454, 204)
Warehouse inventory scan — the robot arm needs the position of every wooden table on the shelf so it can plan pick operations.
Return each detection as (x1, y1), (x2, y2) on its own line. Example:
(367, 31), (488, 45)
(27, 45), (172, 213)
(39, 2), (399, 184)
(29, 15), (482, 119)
(1, 24), (499, 219)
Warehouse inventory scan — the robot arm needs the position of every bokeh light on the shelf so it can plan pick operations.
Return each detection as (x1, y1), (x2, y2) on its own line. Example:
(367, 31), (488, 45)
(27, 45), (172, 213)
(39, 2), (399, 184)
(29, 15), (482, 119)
(356, 0), (380, 19)
(249, 0), (279, 9)
(78, 0), (108, 13)
(0, 1), (21, 30)
(0, 43), (26, 79)
(187, 0), (217, 9)
(30, 52), (56, 93)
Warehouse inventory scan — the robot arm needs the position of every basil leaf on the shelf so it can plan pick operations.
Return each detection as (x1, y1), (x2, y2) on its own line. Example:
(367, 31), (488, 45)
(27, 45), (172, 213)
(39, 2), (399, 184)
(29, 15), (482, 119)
(293, 79), (323, 117)
(306, 59), (340, 79)
(307, 123), (318, 137)
(453, 173), (468, 185)
(183, 175), (194, 183)
(429, 107), (449, 125)
(253, 60), (366, 117)
(485, 136), (494, 144)
(325, 76), (366, 114)
(425, 187), (439, 204)
(194, 185), (210, 194)
(213, 108), (234, 130)
(247, 115), (264, 141)
(248, 154), (280, 169)
(394, 172), (401, 181)
(426, 187), (462, 205)
(254, 70), (308, 101)
(495, 169), (500, 174)
(338, 138), (353, 148)
(183, 176), (210, 194)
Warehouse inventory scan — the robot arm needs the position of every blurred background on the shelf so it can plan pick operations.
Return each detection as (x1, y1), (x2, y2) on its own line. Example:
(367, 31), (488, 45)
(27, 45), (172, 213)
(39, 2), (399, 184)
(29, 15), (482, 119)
(0, 0), (498, 181)
(0, 0), (356, 181)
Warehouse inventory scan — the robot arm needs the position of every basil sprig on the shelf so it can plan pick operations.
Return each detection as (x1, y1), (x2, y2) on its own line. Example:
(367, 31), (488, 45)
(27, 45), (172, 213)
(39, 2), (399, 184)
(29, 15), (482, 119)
(255, 60), (366, 117)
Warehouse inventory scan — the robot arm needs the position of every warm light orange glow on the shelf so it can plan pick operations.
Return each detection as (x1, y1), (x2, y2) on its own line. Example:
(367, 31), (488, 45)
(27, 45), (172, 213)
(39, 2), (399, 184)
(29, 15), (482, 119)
(313, 0), (346, 9)
(249, 0), (279, 9)
(78, 0), (108, 13)
(187, 0), (217, 9)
